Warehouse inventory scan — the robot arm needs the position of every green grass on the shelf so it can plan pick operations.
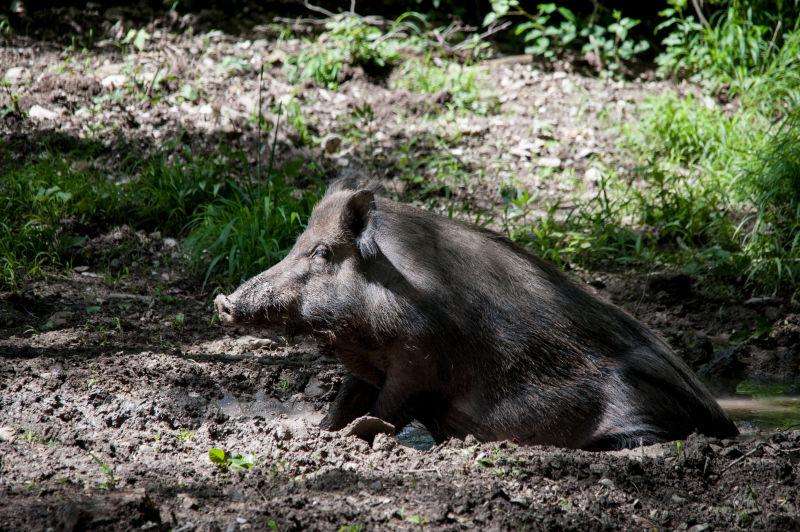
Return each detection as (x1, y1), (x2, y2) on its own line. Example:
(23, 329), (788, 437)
(0, 142), (322, 292)
(283, 12), (494, 114)
(497, 3), (800, 296)
(509, 90), (799, 294)
(185, 173), (323, 290)
(392, 55), (497, 114)
(285, 12), (424, 89)
(657, 2), (800, 117)
(738, 113), (800, 287)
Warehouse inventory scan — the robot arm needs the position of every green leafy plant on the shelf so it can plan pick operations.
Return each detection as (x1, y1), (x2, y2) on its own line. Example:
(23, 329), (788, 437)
(486, 2), (578, 60)
(208, 448), (256, 471)
(485, 1), (649, 77)
(0, 15), (11, 36)
(581, 9), (649, 77)
(405, 514), (430, 526)
(121, 28), (151, 51)
(285, 12), (424, 89)
(338, 525), (364, 532)
(0, 81), (23, 118)
(90, 454), (121, 490)
(476, 448), (502, 466)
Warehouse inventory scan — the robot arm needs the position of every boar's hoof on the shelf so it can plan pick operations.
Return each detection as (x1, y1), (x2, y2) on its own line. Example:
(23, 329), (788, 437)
(214, 294), (235, 324)
(345, 416), (395, 445)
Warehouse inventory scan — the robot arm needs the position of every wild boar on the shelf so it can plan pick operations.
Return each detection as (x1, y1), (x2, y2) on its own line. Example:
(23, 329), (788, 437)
(215, 181), (738, 450)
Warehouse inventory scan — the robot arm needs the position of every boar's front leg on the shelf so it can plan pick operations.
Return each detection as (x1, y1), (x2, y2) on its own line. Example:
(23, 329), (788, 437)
(319, 375), (380, 431)
(368, 377), (417, 432)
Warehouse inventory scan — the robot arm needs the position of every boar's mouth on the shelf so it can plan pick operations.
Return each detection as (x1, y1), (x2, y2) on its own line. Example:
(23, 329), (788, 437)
(214, 294), (297, 328)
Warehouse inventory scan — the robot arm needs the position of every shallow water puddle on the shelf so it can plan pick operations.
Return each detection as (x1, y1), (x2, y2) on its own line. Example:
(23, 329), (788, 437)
(396, 423), (436, 450)
(718, 395), (800, 430)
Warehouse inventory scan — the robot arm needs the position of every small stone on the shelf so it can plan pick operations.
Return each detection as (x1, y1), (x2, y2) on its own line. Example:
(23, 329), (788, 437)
(345, 416), (395, 444)
(585, 167), (602, 182)
(3, 67), (28, 84)
(162, 237), (178, 249)
(0, 426), (16, 442)
(721, 446), (743, 459)
(537, 156), (562, 168)
(303, 376), (325, 398)
(743, 296), (781, 307)
(510, 497), (530, 508)
(178, 493), (199, 510)
(688, 524), (710, 532)
(372, 432), (396, 451)
(236, 336), (274, 349)
(249, 338), (274, 348)
(671, 494), (686, 504)
(236, 517), (247, 524)
(46, 310), (73, 328)
(322, 134), (342, 154)
(509, 140), (539, 159)
(28, 105), (60, 121)
(589, 462), (606, 475)
(101, 74), (127, 89)
(73, 266), (90, 273)
(274, 424), (292, 441)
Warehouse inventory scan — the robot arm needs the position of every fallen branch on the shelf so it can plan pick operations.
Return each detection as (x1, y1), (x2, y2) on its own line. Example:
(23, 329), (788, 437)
(722, 444), (763, 472)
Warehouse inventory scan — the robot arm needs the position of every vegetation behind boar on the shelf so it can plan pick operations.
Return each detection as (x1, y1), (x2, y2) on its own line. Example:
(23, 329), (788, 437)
(215, 181), (738, 450)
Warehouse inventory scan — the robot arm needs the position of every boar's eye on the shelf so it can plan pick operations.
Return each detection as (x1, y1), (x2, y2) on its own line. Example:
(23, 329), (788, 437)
(312, 246), (331, 261)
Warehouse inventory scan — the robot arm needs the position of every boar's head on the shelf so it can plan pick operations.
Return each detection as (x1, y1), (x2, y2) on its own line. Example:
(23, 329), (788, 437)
(214, 186), (379, 335)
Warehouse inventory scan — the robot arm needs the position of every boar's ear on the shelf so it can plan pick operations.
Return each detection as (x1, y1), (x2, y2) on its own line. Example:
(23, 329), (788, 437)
(345, 189), (378, 258)
(345, 189), (375, 235)
(326, 177), (359, 196)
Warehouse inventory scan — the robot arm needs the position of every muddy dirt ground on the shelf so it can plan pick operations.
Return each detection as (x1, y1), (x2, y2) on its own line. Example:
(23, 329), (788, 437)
(2, 4), (800, 531)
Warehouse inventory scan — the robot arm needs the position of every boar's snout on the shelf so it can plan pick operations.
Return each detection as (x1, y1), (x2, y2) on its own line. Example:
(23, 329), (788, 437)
(213, 268), (289, 326)
(214, 294), (236, 325)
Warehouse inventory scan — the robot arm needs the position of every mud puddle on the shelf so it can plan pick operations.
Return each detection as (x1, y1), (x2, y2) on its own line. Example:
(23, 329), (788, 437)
(215, 387), (438, 450)
(720, 396), (800, 431)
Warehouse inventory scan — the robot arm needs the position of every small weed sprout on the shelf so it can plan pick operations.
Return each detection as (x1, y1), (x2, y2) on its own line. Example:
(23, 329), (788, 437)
(208, 448), (256, 472)
(171, 312), (185, 332)
(285, 11), (425, 89)
(405, 514), (430, 526)
(675, 440), (685, 460)
(90, 454), (121, 490)
(338, 524), (365, 532)
(120, 28), (151, 52)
